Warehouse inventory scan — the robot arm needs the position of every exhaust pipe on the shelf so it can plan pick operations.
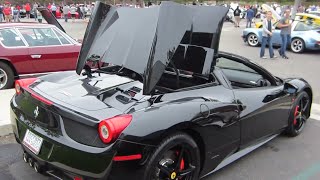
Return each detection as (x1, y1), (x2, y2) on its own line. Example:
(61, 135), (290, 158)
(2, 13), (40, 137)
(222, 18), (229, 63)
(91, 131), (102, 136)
(28, 157), (34, 167)
(23, 153), (29, 163)
(23, 152), (45, 173)
(34, 162), (42, 173)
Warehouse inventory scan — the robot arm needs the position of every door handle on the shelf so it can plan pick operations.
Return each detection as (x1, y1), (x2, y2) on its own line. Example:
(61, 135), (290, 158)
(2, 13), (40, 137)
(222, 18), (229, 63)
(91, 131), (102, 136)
(31, 55), (41, 59)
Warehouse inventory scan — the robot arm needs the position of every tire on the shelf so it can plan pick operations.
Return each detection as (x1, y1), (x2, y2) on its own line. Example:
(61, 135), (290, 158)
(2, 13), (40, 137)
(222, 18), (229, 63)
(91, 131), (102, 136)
(0, 61), (15, 90)
(247, 33), (259, 47)
(143, 133), (201, 180)
(290, 38), (305, 53)
(286, 91), (310, 137)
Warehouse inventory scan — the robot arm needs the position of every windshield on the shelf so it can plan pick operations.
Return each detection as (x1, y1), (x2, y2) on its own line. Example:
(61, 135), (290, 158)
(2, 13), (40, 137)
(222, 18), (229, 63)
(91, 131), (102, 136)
(295, 22), (320, 31)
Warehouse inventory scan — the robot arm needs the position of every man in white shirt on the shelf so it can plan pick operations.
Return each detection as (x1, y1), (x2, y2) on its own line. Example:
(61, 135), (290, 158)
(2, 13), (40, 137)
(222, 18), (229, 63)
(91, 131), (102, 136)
(51, 3), (57, 17)
(70, 4), (77, 22)
(260, 11), (277, 59)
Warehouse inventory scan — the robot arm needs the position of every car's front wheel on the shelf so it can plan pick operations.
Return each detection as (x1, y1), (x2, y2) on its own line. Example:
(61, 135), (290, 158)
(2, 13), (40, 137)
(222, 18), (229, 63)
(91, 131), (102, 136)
(286, 91), (310, 137)
(291, 38), (305, 53)
(0, 62), (15, 90)
(247, 33), (259, 47)
(143, 133), (201, 180)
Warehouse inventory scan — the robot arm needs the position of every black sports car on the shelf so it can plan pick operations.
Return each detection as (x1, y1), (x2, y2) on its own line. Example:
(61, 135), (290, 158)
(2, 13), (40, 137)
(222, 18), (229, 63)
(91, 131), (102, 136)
(10, 2), (313, 180)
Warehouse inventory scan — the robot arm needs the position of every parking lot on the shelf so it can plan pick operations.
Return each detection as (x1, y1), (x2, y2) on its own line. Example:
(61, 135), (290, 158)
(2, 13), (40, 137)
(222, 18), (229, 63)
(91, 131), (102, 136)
(0, 19), (320, 180)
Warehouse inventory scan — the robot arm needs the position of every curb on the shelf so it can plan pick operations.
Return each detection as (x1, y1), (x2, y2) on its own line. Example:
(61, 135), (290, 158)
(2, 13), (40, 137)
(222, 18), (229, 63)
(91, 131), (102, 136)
(0, 124), (13, 137)
(0, 89), (15, 137)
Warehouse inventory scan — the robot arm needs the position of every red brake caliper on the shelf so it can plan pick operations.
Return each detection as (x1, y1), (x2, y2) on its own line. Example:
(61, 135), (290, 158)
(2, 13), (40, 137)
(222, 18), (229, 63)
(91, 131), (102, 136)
(293, 106), (299, 125)
(180, 158), (185, 170)
(176, 151), (185, 170)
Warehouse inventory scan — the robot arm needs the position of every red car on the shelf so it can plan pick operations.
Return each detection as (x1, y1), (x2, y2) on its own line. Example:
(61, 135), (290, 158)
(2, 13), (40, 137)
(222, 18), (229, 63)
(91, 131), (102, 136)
(56, 8), (80, 19)
(0, 21), (81, 90)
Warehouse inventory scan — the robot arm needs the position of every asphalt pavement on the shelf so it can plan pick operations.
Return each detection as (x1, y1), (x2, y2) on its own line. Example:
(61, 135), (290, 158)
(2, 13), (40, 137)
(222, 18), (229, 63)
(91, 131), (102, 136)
(0, 19), (319, 180)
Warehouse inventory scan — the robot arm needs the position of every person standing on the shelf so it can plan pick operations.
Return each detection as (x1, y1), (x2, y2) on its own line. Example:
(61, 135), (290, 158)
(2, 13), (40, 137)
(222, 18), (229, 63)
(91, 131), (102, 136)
(252, 5), (257, 23)
(233, 6), (241, 27)
(260, 11), (276, 59)
(37, 9), (42, 23)
(51, 3), (57, 17)
(3, 5), (11, 23)
(33, 2), (38, 21)
(246, 6), (254, 28)
(70, 4), (77, 23)
(80, 5), (85, 19)
(12, 7), (19, 22)
(16, 4), (21, 21)
(59, 5), (63, 19)
(77, 5), (81, 19)
(0, 4), (4, 22)
(63, 4), (69, 22)
(278, 9), (292, 59)
(25, 3), (31, 19)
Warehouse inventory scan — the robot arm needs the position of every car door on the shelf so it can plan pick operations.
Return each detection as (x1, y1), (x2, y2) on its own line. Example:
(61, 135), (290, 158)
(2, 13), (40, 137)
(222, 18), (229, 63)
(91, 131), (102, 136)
(216, 54), (292, 149)
(17, 27), (80, 73)
(0, 28), (35, 74)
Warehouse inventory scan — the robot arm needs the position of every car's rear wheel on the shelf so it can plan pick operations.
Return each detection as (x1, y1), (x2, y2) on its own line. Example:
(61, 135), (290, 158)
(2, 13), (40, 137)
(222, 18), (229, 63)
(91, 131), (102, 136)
(247, 33), (259, 47)
(143, 133), (200, 180)
(0, 62), (14, 90)
(291, 38), (305, 53)
(286, 91), (310, 137)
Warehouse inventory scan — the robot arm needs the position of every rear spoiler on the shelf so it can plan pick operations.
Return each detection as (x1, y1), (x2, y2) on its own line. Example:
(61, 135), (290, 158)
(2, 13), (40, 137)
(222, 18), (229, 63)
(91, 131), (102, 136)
(37, 7), (66, 33)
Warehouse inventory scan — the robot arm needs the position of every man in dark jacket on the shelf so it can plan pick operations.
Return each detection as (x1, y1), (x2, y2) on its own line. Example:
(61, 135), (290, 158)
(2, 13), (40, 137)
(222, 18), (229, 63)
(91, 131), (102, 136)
(234, 6), (241, 27)
(246, 7), (254, 28)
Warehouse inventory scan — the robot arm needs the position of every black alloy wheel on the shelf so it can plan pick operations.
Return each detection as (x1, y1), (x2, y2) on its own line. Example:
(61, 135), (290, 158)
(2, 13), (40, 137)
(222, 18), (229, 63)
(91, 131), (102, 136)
(144, 133), (200, 180)
(286, 91), (310, 137)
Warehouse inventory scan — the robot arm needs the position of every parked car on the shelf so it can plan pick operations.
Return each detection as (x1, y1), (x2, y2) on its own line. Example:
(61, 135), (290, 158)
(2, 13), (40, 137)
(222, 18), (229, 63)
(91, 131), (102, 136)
(55, 7), (80, 19)
(11, 2), (313, 180)
(243, 20), (320, 53)
(0, 11), (81, 90)
(295, 13), (320, 25)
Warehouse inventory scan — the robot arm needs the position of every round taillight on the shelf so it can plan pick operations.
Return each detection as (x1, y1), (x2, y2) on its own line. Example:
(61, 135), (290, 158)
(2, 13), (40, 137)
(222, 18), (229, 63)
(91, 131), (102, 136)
(98, 114), (132, 144)
(15, 81), (22, 94)
(14, 78), (38, 95)
(100, 125), (110, 140)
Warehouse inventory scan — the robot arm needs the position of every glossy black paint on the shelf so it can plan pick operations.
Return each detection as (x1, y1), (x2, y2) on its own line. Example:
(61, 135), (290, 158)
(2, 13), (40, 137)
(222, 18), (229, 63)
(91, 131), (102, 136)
(76, 1), (228, 94)
(10, 2), (313, 180)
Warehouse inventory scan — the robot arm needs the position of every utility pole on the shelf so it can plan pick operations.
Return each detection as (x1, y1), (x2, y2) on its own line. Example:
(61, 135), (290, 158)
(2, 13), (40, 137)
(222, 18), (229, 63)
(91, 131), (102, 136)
(292, 0), (302, 18)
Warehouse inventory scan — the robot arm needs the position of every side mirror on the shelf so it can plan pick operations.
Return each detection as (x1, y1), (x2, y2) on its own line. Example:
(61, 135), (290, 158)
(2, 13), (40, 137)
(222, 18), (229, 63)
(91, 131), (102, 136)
(284, 82), (298, 94)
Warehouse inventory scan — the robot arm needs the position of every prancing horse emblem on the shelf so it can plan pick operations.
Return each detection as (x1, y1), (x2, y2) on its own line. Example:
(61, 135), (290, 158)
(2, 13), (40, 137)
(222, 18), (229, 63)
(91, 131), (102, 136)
(34, 106), (39, 119)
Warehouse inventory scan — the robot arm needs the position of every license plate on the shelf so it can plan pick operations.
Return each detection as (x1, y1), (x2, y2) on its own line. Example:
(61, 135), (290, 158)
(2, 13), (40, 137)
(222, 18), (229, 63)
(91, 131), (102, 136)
(22, 130), (43, 155)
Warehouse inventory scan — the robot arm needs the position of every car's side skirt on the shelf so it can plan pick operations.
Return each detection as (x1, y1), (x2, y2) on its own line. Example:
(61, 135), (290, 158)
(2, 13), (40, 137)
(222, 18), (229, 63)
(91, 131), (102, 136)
(200, 133), (279, 179)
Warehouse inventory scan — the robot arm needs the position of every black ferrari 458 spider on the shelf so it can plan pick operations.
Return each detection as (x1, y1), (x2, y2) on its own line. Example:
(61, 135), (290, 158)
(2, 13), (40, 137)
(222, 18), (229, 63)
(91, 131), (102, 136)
(10, 1), (313, 180)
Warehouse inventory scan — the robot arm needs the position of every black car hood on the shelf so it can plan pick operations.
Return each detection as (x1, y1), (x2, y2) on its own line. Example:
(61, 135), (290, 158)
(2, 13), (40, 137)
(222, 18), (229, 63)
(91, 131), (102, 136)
(76, 2), (228, 95)
(37, 7), (66, 32)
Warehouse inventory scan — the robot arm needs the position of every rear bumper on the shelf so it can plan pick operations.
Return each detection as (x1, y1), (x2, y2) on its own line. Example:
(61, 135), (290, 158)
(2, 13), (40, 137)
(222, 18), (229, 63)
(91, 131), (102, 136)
(11, 97), (154, 180)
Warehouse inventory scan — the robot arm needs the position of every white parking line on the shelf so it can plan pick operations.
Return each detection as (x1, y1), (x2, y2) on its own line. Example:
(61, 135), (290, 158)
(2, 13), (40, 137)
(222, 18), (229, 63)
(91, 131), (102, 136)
(311, 103), (320, 121)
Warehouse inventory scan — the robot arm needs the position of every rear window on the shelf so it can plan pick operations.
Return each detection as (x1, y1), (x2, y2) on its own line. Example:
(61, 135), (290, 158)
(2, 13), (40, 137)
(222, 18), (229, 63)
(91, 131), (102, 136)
(0, 29), (26, 47)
